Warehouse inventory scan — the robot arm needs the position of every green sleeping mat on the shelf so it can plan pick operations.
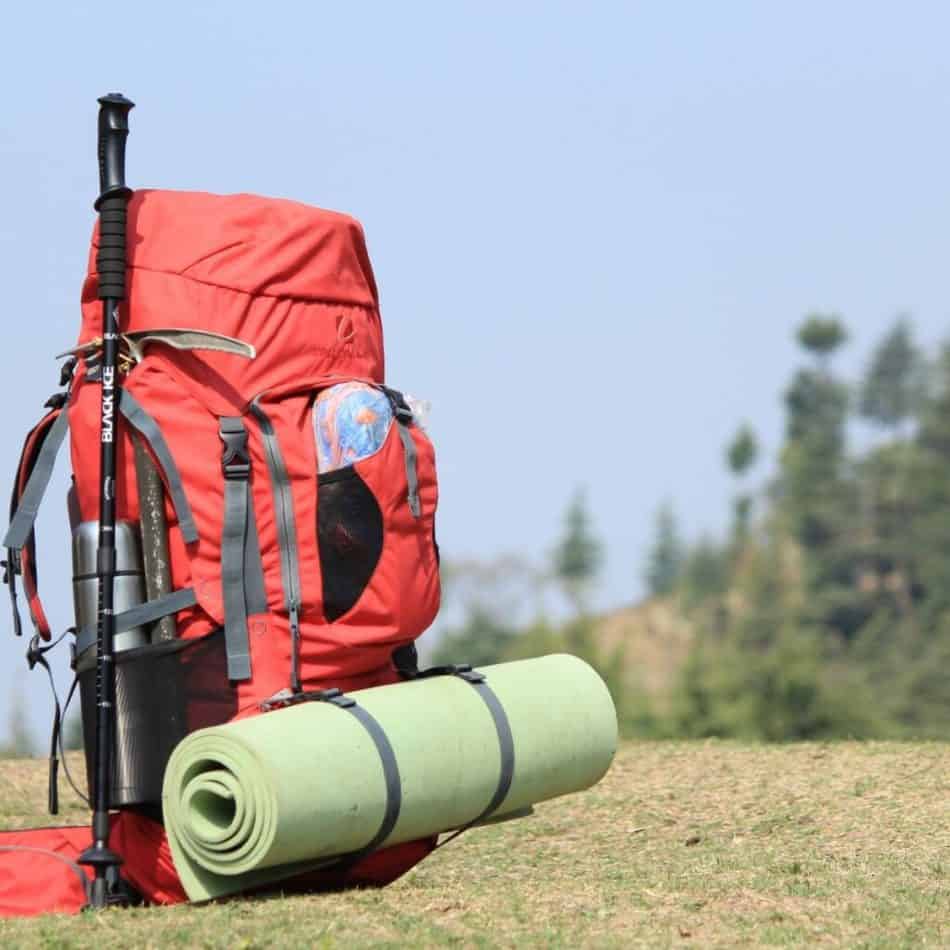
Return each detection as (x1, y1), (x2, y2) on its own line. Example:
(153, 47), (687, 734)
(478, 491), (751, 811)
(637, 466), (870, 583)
(162, 653), (617, 901)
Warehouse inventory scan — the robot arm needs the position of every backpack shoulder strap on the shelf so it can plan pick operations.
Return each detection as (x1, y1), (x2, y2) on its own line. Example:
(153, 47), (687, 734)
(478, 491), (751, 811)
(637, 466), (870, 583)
(3, 403), (70, 640)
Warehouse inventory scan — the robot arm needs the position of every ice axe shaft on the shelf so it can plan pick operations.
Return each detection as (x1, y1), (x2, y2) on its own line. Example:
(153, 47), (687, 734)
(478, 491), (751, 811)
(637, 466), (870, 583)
(133, 437), (175, 642)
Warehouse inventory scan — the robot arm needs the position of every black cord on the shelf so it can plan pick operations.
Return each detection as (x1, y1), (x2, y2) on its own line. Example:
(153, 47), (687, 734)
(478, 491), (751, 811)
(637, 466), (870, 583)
(29, 629), (69, 815)
(58, 677), (89, 808)
(27, 628), (90, 811)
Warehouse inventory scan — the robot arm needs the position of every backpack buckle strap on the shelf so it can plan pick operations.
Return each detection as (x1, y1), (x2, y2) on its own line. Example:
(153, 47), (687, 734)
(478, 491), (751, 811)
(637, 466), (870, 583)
(219, 417), (253, 682)
(219, 418), (251, 481)
(381, 388), (421, 518)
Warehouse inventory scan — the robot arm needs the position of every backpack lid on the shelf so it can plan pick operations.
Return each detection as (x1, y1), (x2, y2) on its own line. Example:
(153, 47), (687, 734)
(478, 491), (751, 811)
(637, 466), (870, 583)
(83, 189), (379, 308)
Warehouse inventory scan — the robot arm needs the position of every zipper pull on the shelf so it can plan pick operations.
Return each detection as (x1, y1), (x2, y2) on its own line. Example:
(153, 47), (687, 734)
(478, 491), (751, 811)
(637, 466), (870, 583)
(289, 601), (302, 694)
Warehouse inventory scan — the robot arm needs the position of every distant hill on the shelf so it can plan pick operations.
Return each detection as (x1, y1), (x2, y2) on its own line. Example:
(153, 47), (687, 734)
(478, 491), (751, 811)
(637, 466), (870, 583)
(592, 597), (693, 711)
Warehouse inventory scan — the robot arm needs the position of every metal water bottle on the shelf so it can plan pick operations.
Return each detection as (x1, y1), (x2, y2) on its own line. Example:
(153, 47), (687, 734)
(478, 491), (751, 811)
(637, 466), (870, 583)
(72, 520), (149, 653)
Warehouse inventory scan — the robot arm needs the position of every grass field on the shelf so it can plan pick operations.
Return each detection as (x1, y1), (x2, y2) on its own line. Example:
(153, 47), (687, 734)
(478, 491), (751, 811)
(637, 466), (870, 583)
(0, 742), (947, 948)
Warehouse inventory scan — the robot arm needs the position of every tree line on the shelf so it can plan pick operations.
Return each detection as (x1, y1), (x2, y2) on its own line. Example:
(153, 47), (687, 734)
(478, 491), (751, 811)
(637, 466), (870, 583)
(434, 315), (950, 740)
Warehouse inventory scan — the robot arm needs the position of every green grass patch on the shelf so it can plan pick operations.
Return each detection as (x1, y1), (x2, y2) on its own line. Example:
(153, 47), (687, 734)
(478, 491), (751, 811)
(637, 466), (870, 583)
(0, 742), (947, 947)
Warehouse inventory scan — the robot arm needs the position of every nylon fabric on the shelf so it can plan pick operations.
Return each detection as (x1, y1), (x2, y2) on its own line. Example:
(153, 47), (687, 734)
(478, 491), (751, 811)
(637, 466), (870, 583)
(65, 193), (439, 693)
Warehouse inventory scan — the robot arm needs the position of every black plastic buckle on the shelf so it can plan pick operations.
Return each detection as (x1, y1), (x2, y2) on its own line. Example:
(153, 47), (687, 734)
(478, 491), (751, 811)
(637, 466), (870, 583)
(382, 386), (414, 425)
(220, 427), (250, 480)
(59, 357), (77, 388)
(26, 633), (44, 671)
(410, 662), (486, 684)
(260, 686), (357, 712)
(451, 664), (486, 685)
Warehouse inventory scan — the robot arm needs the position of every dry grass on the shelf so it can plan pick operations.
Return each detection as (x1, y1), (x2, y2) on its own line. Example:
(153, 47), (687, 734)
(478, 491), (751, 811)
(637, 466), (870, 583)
(0, 742), (947, 947)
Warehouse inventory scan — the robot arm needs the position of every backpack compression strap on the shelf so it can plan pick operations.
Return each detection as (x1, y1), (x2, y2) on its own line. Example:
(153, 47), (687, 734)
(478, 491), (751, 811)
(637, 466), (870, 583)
(219, 417), (256, 681)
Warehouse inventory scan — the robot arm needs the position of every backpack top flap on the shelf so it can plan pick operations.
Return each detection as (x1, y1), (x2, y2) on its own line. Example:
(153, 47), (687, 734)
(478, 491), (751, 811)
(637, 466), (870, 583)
(83, 189), (379, 307)
(77, 190), (385, 408)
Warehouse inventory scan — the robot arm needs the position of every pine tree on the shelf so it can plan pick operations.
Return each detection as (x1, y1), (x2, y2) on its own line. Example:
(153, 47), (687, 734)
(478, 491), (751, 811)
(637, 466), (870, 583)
(644, 501), (684, 597)
(860, 318), (921, 430)
(797, 314), (848, 368)
(552, 487), (603, 614)
(781, 316), (852, 552)
(726, 424), (759, 541)
(726, 424), (759, 476)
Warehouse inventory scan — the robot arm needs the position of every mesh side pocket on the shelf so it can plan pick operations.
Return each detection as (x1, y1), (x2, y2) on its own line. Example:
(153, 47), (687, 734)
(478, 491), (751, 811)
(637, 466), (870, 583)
(318, 467), (384, 622)
(77, 629), (237, 809)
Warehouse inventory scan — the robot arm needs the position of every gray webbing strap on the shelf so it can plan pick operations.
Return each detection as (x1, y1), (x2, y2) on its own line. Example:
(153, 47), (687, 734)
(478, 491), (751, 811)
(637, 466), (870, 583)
(401, 665), (516, 832)
(258, 687), (403, 865)
(467, 677), (516, 822)
(3, 410), (70, 550)
(395, 422), (421, 518)
(75, 587), (197, 656)
(119, 391), (198, 544)
(220, 417), (252, 682)
(341, 701), (403, 861)
(243, 497), (267, 616)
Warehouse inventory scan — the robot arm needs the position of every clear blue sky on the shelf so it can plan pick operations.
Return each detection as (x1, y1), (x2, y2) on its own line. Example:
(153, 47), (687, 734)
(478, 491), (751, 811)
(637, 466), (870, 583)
(1, 1), (949, 742)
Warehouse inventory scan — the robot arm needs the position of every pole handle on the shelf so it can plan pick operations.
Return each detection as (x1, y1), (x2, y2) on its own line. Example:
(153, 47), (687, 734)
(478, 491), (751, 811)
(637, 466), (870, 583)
(94, 94), (135, 302)
(95, 94), (134, 206)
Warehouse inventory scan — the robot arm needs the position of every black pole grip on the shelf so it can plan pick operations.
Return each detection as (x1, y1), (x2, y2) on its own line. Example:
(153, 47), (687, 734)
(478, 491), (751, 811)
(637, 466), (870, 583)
(95, 94), (134, 206)
(94, 94), (134, 301)
(96, 200), (129, 301)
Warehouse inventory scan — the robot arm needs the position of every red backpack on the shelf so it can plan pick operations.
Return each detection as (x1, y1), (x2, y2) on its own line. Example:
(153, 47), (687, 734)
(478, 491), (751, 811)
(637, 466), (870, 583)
(2, 190), (441, 910)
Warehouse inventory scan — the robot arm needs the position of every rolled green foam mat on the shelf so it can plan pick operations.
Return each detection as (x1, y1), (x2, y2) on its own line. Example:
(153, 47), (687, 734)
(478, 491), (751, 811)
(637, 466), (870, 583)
(162, 654), (617, 901)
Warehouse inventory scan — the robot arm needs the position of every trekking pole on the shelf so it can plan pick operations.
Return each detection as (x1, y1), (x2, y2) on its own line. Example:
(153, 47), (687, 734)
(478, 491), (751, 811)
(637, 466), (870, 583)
(78, 92), (135, 909)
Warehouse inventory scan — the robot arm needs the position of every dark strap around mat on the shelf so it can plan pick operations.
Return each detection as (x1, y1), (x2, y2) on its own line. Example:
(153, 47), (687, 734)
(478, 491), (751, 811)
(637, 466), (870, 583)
(259, 687), (403, 865)
(390, 652), (516, 827)
(465, 674), (516, 823)
(338, 699), (403, 863)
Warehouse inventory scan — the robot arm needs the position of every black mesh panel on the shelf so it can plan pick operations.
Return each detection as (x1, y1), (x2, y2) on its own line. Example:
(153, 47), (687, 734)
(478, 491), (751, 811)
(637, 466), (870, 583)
(77, 628), (237, 809)
(318, 467), (384, 622)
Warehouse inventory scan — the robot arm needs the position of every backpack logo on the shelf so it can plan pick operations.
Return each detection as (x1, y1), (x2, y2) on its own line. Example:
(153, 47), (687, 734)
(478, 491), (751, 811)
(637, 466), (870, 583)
(336, 314), (356, 344)
(101, 365), (115, 444)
